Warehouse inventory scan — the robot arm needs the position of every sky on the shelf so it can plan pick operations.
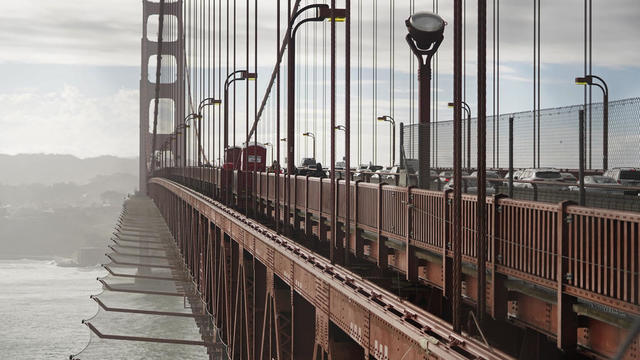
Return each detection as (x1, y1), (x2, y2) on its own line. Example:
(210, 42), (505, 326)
(0, 0), (639, 165)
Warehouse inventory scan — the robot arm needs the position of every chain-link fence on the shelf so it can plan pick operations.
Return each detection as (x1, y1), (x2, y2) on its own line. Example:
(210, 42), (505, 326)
(402, 97), (640, 170)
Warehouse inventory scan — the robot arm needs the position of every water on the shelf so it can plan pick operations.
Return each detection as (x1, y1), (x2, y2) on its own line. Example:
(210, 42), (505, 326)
(0, 259), (103, 359)
(0, 259), (214, 359)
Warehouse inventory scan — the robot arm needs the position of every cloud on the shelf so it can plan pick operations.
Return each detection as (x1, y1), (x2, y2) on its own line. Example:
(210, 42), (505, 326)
(0, 86), (139, 158)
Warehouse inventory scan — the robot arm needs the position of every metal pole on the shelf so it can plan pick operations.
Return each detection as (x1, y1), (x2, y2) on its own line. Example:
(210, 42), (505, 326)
(603, 92), (608, 170)
(476, 0), (487, 323)
(330, 0), (337, 264)
(453, 0), (463, 333)
(276, 0), (281, 234)
(345, 0), (351, 266)
(418, 62), (431, 188)
(509, 116), (513, 198)
(579, 109), (585, 206)
(313, 136), (316, 160)
(392, 123), (396, 167)
(467, 110), (471, 170)
(399, 122), (405, 169)
(287, 33), (296, 176)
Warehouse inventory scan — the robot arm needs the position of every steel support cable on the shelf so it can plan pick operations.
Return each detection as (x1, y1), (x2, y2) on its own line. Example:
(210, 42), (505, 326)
(357, 0), (361, 165)
(323, 18), (326, 164)
(533, 0), (537, 167)
(233, 0), (237, 148)
(372, 0), (377, 164)
(537, 0), (541, 167)
(243, 0), (303, 142)
(313, 14), (317, 164)
(254, 0), (258, 215)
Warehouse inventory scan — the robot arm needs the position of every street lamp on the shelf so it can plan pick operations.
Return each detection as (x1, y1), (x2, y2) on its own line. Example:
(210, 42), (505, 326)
(448, 101), (471, 170)
(195, 98), (221, 166)
(286, 3), (346, 176)
(335, 125), (346, 132)
(224, 70), (256, 155)
(263, 142), (273, 165)
(377, 115), (396, 167)
(302, 132), (316, 160)
(575, 75), (609, 170)
(182, 114), (197, 167)
(406, 11), (446, 188)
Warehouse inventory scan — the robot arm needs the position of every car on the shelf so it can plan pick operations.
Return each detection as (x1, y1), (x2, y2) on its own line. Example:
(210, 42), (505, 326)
(443, 170), (501, 194)
(407, 169), (439, 187)
(569, 175), (622, 195)
(603, 167), (640, 194)
(514, 168), (564, 189)
(354, 164), (383, 182)
(560, 172), (577, 183)
(438, 170), (469, 184)
(503, 169), (523, 181)
(439, 171), (453, 184)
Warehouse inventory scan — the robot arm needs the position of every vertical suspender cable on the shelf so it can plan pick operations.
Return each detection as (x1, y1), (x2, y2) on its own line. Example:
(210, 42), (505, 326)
(538, 0), (541, 167)
(588, 0), (592, 169)
(275, 0), (281, 233)
(533, 0), (536, 167)
(372, 0), (377, 164)
(496, 0), (500, 168)
(492, 0), (495, 168)
(358, 0), (362, 165)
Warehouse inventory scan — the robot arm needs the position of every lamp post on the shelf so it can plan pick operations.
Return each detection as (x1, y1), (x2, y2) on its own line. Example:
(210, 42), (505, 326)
(195, 98), (221, 166)
(286, 4), (346, 176)
(264, 142), (273, 164)
(302, 132), (316, 160)
(377, 115), (396, 167)
(448, 101), (471, 170)
(182, 114), (197, 168)
(224, 71), (256, 157)
(575, 75), (609, 170)
(406, 12), (446, 188)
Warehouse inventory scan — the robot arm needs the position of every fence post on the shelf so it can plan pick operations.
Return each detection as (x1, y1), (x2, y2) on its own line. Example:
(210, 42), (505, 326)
(508, 116), (514, 198)
(405, 187), (417, 282)
(490, 194), (508, 320)
(578, 110), (586, 206)
(377, 183), (388, 269)
(354, 181), (364, 258)
(442, 189), (453, 299)
(556, 200), (577, 353)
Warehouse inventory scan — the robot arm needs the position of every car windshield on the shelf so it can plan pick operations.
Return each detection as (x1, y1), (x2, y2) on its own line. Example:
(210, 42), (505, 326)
(535, 171), (561, 179)
(620, 170), (640, 181)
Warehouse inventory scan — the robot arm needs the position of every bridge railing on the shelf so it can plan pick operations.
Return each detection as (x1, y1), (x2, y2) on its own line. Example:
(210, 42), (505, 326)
(154, 168), (640, 315)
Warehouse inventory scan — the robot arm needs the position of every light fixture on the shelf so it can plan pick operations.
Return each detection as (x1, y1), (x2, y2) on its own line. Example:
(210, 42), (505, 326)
(405, 11), (446, 188)
(406, 12), (446, 50)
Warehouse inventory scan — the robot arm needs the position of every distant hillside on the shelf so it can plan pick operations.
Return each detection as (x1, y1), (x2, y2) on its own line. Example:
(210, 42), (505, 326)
(0, 154), (138, 185)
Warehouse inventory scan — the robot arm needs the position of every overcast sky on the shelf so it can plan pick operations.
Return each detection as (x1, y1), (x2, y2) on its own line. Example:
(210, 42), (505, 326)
(0, 0), (639, 163)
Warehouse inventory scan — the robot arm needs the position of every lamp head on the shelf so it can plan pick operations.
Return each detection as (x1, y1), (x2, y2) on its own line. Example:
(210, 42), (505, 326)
(317, 6), (346, 22)
(280, 138), (287, 142)
(209, 98), (222, 105)
(575, 76), (592, 85)
(241, 71), (257, 80)
(406, 12), (446, 50)
(447, 102), (455, 108)
(377, 116), (385, 121)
